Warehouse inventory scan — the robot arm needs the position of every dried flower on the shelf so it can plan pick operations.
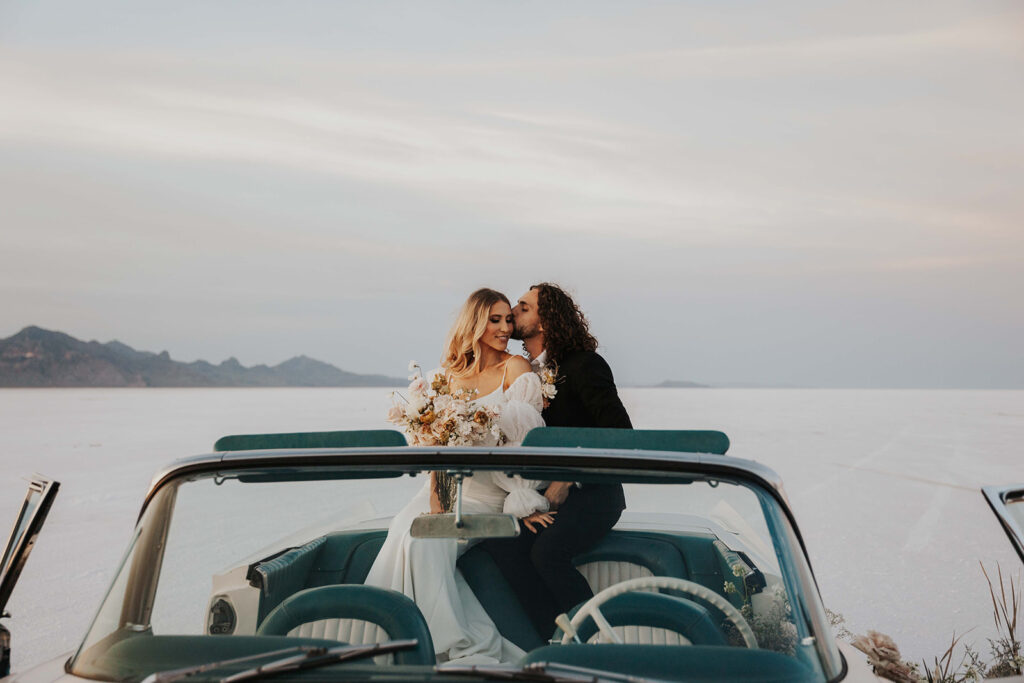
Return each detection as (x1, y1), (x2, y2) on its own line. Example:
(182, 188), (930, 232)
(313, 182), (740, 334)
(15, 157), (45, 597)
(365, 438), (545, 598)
(386, 361), (504, 447)
(535, 361), (559, 407)
(852, 630), (901, 663)
(852, 631), (919, 683)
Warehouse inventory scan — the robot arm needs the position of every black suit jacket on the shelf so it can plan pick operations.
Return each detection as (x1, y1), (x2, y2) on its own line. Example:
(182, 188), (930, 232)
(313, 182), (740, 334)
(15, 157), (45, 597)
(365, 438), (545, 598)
(542, 350), (632, 430)
(541, 350), (631, 511)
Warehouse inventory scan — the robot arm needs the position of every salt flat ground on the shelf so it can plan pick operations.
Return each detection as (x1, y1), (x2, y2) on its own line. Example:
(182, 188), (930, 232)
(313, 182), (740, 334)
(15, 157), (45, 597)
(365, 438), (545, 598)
(1, 388), (1021, 672)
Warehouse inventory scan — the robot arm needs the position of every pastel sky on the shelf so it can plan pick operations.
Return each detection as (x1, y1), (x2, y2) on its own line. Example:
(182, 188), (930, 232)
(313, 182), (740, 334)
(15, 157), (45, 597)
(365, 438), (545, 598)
(2, 0), (1022, 387)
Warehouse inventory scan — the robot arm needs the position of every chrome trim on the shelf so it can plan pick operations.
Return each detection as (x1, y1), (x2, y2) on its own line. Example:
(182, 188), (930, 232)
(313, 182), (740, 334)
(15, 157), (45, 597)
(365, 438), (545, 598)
(982, 484), (1024, 564)
(0, 476), (60, 615)
(146, 446), (786, 500)
(138, 446), (804, 559)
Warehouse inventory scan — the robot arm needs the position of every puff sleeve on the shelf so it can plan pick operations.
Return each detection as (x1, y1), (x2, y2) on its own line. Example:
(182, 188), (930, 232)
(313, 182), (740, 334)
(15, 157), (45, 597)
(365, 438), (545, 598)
(491, 471), (549, 516)
(498, 372), (545, 445)
(492, 372), (548, 516)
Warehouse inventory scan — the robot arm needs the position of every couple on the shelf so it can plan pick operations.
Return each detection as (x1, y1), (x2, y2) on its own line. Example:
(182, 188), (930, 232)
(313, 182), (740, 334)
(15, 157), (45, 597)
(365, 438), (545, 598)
(365, 283), (632, 664)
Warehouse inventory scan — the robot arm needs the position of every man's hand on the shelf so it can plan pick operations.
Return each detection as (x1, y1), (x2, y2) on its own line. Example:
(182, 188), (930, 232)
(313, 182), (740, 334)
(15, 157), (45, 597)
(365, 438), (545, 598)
(521, 511), (557, 533)
(544, 481), (573, 510)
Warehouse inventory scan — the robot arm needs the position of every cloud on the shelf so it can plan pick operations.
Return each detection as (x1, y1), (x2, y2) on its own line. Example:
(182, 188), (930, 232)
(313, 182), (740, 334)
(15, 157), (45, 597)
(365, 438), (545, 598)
(1, 2), (1023, 386)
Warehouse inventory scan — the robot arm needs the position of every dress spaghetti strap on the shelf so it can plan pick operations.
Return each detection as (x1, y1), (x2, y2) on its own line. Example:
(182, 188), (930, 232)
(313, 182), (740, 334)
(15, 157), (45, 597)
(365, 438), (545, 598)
(499, 359), (509, 393)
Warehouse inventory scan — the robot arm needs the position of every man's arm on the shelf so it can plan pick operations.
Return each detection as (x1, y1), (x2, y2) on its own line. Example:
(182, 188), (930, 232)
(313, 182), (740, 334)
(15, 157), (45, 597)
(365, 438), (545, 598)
(545, 353), (631, 509)
(570, 352), (633, 429)
(543, 481), (573, 509)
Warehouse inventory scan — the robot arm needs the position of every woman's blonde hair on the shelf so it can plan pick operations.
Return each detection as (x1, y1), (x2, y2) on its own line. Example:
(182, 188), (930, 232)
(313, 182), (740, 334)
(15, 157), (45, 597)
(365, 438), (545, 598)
(442, 288), (510, 377)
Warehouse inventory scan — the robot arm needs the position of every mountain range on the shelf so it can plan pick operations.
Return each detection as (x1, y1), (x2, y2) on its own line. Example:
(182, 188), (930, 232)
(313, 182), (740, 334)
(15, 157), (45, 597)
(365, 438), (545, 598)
(0, 326), (405, 387)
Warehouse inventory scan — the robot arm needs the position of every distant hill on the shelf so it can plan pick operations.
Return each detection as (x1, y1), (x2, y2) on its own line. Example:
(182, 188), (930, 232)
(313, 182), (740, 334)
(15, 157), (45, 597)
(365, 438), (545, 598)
(0, 326), (406, 387)
(651, 380), (709, 388)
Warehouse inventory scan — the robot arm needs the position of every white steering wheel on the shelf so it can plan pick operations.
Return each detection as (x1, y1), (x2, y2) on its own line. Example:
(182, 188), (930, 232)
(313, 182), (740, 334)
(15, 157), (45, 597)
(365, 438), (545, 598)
(560, 576), (758, 648)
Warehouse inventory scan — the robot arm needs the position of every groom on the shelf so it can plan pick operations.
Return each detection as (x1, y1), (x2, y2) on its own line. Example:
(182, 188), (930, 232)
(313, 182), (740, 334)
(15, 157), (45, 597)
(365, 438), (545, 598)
(483, 282), (632, 640)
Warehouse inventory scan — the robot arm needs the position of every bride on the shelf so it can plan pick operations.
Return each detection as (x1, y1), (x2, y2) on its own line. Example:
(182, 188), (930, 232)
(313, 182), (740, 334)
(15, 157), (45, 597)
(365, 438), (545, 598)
(365, 288), (552, 664)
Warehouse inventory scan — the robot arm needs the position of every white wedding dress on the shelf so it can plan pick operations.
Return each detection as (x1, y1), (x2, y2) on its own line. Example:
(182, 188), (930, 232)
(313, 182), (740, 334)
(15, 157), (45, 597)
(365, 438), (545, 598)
(364, 369), (547, 664)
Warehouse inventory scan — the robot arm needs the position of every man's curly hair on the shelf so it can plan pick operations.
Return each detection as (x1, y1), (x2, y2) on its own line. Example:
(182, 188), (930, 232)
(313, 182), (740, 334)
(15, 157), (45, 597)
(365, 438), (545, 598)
(533, 282), (598, 364)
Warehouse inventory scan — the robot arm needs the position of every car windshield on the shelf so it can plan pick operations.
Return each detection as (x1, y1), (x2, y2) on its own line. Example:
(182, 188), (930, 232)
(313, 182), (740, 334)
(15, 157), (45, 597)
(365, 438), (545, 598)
(69, 458), (840, 682)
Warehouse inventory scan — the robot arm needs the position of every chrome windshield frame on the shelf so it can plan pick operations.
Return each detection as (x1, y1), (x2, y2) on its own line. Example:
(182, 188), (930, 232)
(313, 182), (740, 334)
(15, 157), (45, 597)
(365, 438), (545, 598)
(88, 445), (838, 678)
(139, 446), (814, 593)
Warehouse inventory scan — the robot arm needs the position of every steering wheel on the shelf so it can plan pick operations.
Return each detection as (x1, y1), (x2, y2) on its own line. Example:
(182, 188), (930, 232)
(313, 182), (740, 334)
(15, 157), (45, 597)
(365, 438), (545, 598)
(561, 576), (758, 648)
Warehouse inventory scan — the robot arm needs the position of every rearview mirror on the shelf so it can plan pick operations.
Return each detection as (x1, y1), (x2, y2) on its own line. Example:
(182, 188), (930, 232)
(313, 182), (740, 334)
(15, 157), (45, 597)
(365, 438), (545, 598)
(410, 513), (520, 540)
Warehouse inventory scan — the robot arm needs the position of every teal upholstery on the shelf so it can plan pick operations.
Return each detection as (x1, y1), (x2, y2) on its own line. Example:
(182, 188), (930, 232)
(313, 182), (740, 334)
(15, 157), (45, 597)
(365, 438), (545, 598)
(458, 545), (546, 651)
(458, 530), (729, 652)
(249, 528), (738, 658)
(256, 585), (434, 665)
(522, 428), (730, 455)
(306, 532), (388, 587)
(573, 533), (686, 577)
(254, 537), (327, 622)
(214, 429), (406, 452)
(572, 531), (741, 638)
(572, 530), (726, 595)
(556, 592), (728, 646)
(521, 645), (818, 682)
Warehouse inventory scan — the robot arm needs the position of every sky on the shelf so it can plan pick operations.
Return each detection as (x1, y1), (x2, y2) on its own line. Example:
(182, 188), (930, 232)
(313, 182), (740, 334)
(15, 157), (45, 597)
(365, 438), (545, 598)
(1, 1), (1022, 388)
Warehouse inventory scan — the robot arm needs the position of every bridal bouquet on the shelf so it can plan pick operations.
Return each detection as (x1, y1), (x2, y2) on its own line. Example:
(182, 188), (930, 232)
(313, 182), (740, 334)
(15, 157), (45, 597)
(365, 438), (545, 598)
(387, 362), (504, 447)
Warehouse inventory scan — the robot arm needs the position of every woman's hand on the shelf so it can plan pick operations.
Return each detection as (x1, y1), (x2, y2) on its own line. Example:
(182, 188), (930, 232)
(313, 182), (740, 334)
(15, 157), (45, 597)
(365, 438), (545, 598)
(521, 511), (557, 533)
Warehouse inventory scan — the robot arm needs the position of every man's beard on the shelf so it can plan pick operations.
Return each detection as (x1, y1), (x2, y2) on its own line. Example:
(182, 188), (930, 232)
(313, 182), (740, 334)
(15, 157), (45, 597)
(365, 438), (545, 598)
(512, 323), (538, 341)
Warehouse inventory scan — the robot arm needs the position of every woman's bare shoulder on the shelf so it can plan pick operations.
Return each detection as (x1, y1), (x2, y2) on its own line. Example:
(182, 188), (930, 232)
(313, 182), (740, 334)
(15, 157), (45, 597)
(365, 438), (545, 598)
(503, 355), (533, 386)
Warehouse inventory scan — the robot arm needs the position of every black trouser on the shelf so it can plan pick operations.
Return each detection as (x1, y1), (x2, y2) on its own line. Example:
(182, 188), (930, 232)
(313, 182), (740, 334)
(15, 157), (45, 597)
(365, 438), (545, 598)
(482, 484), (623, 640)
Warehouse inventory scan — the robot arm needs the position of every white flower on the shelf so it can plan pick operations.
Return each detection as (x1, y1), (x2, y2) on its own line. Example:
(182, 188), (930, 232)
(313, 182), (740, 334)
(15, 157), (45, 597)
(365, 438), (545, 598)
(433, 394), (453, 414)
(406, 395), (427, 419)
(536, 363), (559, 402)
(386, 364), (502, 447)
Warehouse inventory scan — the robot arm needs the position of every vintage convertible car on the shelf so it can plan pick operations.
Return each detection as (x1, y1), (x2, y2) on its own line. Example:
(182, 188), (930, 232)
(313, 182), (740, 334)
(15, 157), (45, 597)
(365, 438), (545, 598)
(1, 427), (886, 682)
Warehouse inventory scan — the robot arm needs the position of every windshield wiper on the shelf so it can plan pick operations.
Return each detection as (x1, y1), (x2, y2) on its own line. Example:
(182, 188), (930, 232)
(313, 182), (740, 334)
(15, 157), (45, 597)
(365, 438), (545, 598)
(436, 661), (661, 683)
(140, 639), (419, 683)
(221, 639), (418, 683)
